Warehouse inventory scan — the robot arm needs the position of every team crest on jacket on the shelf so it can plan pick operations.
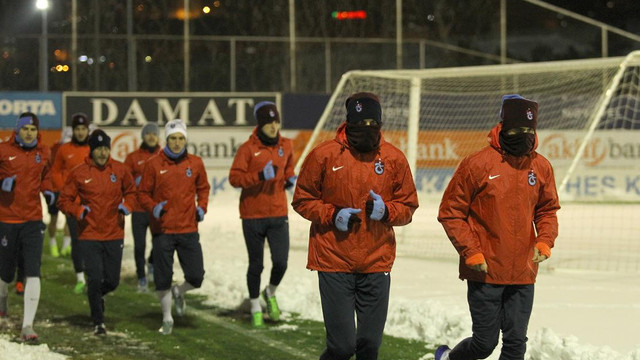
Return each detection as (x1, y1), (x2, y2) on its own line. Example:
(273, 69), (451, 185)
(186, 167), (192, 177)
(110, 173), (117, 183)
(278, 147), (284, 157)
(528, 170), (537, 186)
(1, 236), (7, 247)
(374, 158), (385, 175)
(35, 153), (41, 164)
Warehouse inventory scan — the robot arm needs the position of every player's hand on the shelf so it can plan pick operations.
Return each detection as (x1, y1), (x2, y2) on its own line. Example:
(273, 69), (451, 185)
(532, 246), (548, 263)
(333, 207), (362, 232)
(153, 201), (168, 219)
(78, 205), (91, 220)
(196, 206), (205, 222)
(259, 160), (278, 181)
(365, 190), (388, 221)
(118, 203), (131, 216)
(1, 175), (16, 192)
(468, 262), (488, 273)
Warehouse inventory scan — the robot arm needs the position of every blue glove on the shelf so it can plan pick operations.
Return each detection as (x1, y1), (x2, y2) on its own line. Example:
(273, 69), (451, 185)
(196, 206), (205, 222)
(118, 203), (131, 215)
(284, 175), (297, 190)
(1, 175), (16, 192)
(259, 160), (278, 181)
(333, 207), (362, 232)
(135, 175), (142, 187)
(153, 200), (168, 219)
(43, 190), (57, 206)
(365, 190), (388, 221)
(78, 205), (91, 220)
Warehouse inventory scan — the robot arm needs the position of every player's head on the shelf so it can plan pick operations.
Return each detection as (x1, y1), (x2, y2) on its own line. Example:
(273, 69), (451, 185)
(164, 119), (187, 155)
(344, 92), (382, 153)
(71, 112), (91, 144)
(88, 129), (111, 167)
(254, 101), (281, 140)
(499, 94), (538, 156)
(141, 122), (160, 148)
(15, 112), (39, 147)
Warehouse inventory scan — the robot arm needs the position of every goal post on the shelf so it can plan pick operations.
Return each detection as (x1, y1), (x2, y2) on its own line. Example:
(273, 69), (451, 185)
(294, 51), (640, 272)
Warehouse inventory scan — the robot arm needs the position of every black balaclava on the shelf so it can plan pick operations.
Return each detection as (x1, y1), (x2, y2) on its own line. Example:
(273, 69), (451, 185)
(498, 94), (538, 156)
(345, 92), (382, 153)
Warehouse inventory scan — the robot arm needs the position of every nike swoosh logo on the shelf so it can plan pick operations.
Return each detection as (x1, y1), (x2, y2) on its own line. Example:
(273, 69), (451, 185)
(84, 179), (92, 184)
(160, 169), (168, 174)
(8, 156), (17, 161)
(489, 175), (500, 180)
(384, 272), (389, 276)
(254, 152), (261, 157)
(332, 166), (344, 172)
(67, 154), (74, 158)
(137, 160), (145, 165)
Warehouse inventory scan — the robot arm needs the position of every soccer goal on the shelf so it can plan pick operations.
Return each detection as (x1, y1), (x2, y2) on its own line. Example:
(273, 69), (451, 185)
(294, 51), (640, 272)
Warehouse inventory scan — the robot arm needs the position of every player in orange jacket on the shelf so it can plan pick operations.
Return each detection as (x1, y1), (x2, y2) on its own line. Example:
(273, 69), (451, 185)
(229, 102), (296, 328)
(435, 95), (560, 360)
(58, 130), (135, 335)
(124, 123), (161, 292)
(138, 119), (210, 335)
(0, 112), (54, 342)
(292, 93), (419, 359)
(50, 113), (90, 294)
(46, 126), (72, 258)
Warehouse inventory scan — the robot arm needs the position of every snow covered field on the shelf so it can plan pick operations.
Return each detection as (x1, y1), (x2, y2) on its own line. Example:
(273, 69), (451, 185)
(3, 185), (640, 360)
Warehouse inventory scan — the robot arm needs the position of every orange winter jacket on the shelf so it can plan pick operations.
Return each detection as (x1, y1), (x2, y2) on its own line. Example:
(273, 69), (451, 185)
(58, 157), (136, 241)
(228, 130), (295, 219)
(138, 151), (210, 235)
(292, 123), (419, 273)
(438, 123), (560, 285)
(124, 146), (161, 212)
(51, 141), (90, 191)
(0, 134), (53, 223)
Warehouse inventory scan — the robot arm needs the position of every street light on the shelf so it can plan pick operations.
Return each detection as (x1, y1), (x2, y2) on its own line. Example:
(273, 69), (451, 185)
(36, 0), (49, 91)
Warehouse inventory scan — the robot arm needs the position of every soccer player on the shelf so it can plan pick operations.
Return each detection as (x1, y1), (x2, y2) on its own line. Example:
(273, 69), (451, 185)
(229, 102), (296, 328)
(58, 130), (135, 335)
(0, 112), (55, 342)
(138, 119), (210, 335)
(435, 95), (560, 360)
(47, 126), (72, 257)
(51, 113), (91, 294)
(292, 93), (419, 359)
(124, 122), (161, 292)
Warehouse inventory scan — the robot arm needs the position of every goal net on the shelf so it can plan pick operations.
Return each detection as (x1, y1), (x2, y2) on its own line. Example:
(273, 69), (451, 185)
(294, 51), (640, 272)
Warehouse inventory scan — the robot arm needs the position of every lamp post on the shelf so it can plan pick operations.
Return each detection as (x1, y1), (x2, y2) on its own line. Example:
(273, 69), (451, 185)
(36, 0), (49, 92)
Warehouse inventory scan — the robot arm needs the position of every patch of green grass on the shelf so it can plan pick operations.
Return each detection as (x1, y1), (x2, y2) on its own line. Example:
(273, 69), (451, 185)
(1, 241), (435, 359)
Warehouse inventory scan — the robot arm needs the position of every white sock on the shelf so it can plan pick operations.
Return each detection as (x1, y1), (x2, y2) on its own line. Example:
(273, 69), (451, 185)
(267, 284), (277, 297)
(76, 272), (85, 284)
(250, 298), (261, 313)
(177, 282), (195, 295)
(62, 236), (71, 248)
(0, 280), (8, 313)
(49, 236), (57, 248)
(157, 290), (173, 322)
(22, 277), (40, 328)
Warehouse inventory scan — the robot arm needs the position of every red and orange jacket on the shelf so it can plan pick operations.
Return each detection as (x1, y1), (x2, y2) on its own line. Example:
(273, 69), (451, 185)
(58, 157), (136, 241)
(438, 123), (560, 285)
(0, 134), (53, 223)
(51, 141), (90, 191)
(124, 145), (161, 212)
(292, 123), (419, 273)
(138, 151), (210, 235)
(228, 130), (295, 219)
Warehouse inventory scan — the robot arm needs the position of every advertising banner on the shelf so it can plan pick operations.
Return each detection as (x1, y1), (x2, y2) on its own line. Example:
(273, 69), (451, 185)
(0, 92), (62, 129)
(63, 92), (280, 128)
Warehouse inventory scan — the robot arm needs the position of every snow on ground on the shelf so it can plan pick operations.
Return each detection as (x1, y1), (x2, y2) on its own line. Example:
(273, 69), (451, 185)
(2, 188), (640, 359)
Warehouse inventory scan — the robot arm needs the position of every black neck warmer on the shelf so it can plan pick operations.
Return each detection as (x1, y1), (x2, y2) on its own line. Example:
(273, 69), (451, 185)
(499, 132), (535, 157)
(346, 123), (381, 153)
(141, 143), (159, 153)
(257, 130), (279, 146)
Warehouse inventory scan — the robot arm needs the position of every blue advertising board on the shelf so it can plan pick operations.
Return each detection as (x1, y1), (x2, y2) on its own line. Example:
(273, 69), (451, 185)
(0, 92), (62, 130)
